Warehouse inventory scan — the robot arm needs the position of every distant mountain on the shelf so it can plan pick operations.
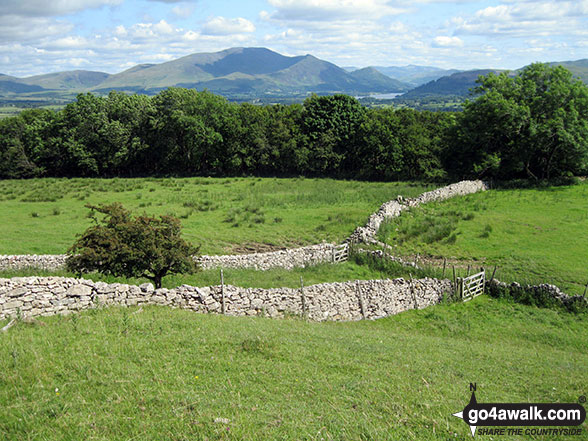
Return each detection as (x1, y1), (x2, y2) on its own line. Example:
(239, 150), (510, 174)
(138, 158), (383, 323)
(400, 60), (588, 102)
(547, 59), (588, 83)
(92, 47), (407, 95)
(371, 65), (461, 87)
(18, 70), (111, 90)
(349, 67), (410, 92)
(2, 52), (587, 108)
(400, 69), (500, 99)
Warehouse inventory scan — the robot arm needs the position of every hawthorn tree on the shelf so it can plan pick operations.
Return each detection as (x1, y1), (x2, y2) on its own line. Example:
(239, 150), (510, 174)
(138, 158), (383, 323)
(66, 203), (199, 288)
(448, 63), (588, 180)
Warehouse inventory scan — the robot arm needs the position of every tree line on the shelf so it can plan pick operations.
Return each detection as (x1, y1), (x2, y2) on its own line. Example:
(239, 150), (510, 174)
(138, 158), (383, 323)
(1, 63), (587, 182)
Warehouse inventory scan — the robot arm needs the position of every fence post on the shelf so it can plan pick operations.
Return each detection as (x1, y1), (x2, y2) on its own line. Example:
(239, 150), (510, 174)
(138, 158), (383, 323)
(220, 269), (225, 315)
(300, 276), (306, 317)
(442, 257), (447, 278)
(452, 266), (457, 296)
(356, 280), (366, 319)
(332, 246), (335, 264)
(409, 274), (418, 309)
(489, 266), (497, 284)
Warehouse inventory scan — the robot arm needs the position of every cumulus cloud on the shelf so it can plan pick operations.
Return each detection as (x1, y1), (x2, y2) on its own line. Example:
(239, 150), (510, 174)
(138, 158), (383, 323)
(266, 0), (408, 21)
(0, 0), (122, 17)
(454, 1), (588, 37)
(202, 17), (256, 35)
(0, 16), (73, 43)
(432, 36), (464, 47)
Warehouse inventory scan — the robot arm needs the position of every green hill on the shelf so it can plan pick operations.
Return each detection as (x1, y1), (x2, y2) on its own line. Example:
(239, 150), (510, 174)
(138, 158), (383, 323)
(18, 70), (110, 90)
(349, 67), (410, 92)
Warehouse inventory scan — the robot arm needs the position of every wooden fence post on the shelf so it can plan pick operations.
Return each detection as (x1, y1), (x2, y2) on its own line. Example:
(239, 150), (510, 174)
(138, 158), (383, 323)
(489, 266), (497, 284)
(356, 280), (366, 319)
(220, 269), (225, 315)
(300, 276), (306, 317)
(452, 265), (457, 296)
(583, 279), (588, 297)
(442, 257), (447, 278)
(409, 274), (418, 309)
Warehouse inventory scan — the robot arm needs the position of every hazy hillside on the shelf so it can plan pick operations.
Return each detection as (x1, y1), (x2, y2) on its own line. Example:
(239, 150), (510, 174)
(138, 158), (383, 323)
(349, 67), (410, 92)
(19, 70), (111, 90)
(373, 65), (461, 87)
(1, 51), (586, 109)
(548, 59), (588, 83)
(398, 59), (588, 106)
(400, 69), (499, 99)
(93, 48), (406, 95)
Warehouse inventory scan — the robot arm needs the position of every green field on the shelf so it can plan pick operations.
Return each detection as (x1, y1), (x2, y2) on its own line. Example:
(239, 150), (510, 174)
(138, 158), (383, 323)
(378, 182), (588, 295)
(0, 297), (585, 440)
(0, 256), (433, 290)
(0, 178), (433, 255)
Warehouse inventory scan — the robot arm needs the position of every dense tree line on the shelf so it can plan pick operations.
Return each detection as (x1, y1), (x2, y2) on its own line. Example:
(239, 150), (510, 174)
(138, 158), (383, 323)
(1, 64), (587, 181)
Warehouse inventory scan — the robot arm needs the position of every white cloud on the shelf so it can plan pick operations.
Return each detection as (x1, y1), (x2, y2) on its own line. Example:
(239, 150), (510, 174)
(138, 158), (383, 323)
(172, 5), (194, 18)
(266, 0), (408, 21)
(432, 36), (464, 47)
(0, 16), (73, 43)
(201, 17), (256, 35)
(454, 1), (588, 37)
(0, 0), (122, 17)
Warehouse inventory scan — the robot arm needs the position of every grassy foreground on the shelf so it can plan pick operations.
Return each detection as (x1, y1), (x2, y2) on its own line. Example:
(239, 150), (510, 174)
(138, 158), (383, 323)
(0, 177), (432, 255)
(0, 297), (586, 440)
(379, 182), (588, 295)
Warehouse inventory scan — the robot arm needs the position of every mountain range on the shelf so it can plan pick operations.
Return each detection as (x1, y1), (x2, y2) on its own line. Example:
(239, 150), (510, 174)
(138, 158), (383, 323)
(0, 47), (586, 107)
(0, 47), (409, 101)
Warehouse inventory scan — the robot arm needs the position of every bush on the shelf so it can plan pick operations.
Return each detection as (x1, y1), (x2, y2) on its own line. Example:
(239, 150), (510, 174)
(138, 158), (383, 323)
(66, 203), (199, 288)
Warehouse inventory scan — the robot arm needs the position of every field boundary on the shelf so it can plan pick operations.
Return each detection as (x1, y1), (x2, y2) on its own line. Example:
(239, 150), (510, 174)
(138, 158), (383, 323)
(0, 276), (452, 322)
(0, 180), (487, 272)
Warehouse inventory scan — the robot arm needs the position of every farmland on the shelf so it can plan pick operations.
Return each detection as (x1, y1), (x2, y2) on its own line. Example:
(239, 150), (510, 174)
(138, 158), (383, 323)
(378, 181), (588, 295)
(0, 297), (586, 440)
(0, 177), (433, 255)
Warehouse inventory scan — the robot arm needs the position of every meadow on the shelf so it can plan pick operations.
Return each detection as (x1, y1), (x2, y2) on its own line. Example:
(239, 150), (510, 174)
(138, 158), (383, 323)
(378, 181), (588, 295)
(0, 297), (585, 440)
(0, 177), (433, 255)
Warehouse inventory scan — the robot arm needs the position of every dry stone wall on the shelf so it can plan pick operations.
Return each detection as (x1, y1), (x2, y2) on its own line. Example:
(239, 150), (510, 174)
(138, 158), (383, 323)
(0, 180), (488, 272)
(347, 180), (488, 244)
(0, 276), (452, 322)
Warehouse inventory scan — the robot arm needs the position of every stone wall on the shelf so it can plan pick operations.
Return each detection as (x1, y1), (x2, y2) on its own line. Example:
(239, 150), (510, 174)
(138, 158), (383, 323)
(0, 243), (341, 272)
(0, 180), (488, 272)
(0, 276), (452, 322)
(348, 179), (488, 244)
(198, 243), (340, 271)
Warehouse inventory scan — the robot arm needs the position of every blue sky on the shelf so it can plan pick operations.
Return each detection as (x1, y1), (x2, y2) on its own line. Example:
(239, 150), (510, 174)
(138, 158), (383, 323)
(0, 0), (586, 77)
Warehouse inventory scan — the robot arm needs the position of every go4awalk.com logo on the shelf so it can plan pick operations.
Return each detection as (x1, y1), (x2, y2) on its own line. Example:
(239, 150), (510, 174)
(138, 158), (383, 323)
(452, 384), (586, 437)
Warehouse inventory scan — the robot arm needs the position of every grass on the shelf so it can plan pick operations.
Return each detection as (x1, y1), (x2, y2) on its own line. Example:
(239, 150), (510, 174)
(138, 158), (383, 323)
(0, 297), (585, 440)
(0, 177), (434, 255)
(0, 254), (445, 290)
(378, 181), (588, 295)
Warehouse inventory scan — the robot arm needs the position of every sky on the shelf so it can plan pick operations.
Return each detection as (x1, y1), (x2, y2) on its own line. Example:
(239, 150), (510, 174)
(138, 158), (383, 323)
(0, 0), (586, 77)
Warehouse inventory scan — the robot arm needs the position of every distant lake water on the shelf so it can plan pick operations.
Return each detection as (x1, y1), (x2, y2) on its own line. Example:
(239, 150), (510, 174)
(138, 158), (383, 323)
(355, 93), (404, 99)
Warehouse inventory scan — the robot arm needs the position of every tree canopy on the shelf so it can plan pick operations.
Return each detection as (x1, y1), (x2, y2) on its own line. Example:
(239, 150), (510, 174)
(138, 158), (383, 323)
(66, 204), (199, 288)
(448, 63), (588, 180)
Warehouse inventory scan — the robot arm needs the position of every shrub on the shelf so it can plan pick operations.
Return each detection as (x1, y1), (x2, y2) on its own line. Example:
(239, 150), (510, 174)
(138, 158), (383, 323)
(66, 203), (199, 288)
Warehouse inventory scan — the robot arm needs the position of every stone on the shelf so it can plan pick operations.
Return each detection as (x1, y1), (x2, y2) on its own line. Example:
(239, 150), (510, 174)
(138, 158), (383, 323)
(140, 283), (155, 293)
(67, 284), (92, 297)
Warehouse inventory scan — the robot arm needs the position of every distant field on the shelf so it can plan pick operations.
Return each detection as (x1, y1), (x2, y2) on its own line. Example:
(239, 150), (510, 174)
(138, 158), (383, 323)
(0, 177), (433, 255)
(379, 182), (588, 294)
(0, 297), (585, 440)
